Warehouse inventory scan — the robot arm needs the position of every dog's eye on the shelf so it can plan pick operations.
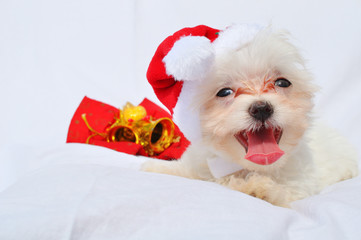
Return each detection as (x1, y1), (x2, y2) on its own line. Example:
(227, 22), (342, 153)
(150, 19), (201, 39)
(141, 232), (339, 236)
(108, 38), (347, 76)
(275, 78), (292, 88)
(216, 88), (234, 97)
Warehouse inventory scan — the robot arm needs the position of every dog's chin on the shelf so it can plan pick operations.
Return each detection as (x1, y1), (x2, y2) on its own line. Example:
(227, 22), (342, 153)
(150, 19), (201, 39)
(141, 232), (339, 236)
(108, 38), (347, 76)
(234, 125), (284, 165)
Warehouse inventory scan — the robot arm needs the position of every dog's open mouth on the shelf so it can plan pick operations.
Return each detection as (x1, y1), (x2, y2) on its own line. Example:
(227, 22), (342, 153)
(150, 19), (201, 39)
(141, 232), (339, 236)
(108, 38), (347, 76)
(235, 127), (284, 165)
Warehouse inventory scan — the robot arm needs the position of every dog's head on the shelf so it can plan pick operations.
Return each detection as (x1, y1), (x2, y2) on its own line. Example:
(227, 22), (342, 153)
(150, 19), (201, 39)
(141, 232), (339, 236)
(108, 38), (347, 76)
(196, 28), (316, 171)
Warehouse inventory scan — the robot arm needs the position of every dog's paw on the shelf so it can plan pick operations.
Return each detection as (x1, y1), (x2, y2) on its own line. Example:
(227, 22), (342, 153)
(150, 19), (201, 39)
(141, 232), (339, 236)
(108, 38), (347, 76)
(217, 173), (291, 207)
(140, 160), (187, 177)
(140, 160), (163, 173)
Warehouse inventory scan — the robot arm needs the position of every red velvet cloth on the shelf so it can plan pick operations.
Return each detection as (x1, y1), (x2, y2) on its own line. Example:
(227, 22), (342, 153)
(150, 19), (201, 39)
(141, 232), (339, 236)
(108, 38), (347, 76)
(67, 96), (190, 160)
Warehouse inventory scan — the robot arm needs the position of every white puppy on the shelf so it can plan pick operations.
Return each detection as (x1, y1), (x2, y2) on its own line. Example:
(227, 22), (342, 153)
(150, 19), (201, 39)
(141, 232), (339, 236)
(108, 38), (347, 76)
(142, 25), (358, 207)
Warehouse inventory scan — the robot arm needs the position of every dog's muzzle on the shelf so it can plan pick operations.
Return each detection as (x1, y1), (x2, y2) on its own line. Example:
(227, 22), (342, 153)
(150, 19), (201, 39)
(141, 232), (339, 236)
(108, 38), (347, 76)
(234, 101), (284, 165)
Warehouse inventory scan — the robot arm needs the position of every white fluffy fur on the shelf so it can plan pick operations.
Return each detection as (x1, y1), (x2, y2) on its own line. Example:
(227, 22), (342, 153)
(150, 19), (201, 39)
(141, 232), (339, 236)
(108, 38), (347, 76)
(163, 36), (214, 81)
(213, 23), (264, 54)
(143, 26), (358, 207)
(172, 80), (203, 143)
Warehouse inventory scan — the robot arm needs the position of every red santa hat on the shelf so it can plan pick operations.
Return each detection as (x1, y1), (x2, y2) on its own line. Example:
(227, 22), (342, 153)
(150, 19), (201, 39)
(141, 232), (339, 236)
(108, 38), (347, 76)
(147, 24), (264, 142)
(147, 25), (220, 114)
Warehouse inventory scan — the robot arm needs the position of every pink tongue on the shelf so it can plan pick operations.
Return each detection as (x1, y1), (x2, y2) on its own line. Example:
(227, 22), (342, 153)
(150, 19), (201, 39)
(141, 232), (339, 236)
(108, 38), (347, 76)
(245, 128), (284, 165)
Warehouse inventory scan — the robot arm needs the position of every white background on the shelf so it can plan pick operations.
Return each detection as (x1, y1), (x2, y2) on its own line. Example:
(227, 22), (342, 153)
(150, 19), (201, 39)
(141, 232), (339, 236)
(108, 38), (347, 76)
(0, 0), (360, 150)
(0, 1), (361, 239)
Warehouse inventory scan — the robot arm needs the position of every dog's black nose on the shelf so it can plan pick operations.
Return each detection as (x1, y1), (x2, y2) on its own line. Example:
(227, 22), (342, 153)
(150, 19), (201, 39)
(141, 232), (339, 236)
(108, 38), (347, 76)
(248, 101), (274, 122)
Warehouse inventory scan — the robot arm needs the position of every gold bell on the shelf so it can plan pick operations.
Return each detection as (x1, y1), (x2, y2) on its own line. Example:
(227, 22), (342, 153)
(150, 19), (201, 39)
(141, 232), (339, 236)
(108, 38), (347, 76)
(82, 102), (176, 156)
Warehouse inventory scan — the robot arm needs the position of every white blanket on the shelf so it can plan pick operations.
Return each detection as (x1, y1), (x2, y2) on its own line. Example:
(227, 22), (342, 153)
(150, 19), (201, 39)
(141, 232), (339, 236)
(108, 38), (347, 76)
(1, 0), (360, 239)
(1, 144), (361, 239)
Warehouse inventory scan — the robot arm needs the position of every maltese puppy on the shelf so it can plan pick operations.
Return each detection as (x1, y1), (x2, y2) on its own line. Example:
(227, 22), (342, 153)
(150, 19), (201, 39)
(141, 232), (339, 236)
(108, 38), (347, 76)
(142, 24), (358, 207)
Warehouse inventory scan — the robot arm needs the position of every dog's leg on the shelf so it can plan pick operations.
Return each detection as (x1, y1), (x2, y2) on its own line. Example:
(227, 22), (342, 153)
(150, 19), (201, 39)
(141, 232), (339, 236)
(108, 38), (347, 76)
(216, 171), (291, 207)
(140, 159), (192, 178)
(141, 143), (213, 180)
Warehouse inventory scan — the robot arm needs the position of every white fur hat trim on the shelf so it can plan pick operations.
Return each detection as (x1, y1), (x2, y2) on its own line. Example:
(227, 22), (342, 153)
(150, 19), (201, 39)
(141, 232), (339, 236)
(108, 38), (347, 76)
(163, 36), (215, 81)
(213, 24), (265, 54)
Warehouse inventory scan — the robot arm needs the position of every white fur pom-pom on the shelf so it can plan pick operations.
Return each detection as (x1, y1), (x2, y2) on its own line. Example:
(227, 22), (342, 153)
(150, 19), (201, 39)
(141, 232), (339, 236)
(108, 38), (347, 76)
(213, 24), (264, 54)
(163, 36), (215, 81)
